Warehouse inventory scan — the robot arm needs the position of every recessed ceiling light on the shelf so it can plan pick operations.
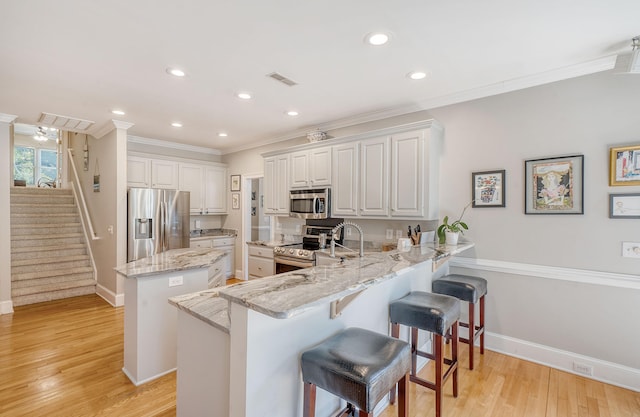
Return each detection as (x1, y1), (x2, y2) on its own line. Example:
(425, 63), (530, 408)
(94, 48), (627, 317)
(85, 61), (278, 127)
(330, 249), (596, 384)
(218, 132), (228, 137)
(171, 122), (183, 128)
(166, 68), (186, 77)
(365, 32), (390, 46)
(408, 71), (427, 80)
(111, 109), (125, 115)
(237, 92), (252, 100)
(286, 110), (299, 116)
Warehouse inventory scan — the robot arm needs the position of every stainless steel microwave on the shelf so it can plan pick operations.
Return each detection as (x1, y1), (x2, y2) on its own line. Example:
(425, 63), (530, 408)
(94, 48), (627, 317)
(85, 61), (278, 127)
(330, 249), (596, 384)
(289, 188), (330, 219)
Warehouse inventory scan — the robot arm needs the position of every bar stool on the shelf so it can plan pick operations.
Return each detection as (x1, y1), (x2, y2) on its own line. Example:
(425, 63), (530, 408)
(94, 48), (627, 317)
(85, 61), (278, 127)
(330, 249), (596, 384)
(301, 327), (411, 417)
(389, 291), (460, 417)
(432, 274), (487, 370)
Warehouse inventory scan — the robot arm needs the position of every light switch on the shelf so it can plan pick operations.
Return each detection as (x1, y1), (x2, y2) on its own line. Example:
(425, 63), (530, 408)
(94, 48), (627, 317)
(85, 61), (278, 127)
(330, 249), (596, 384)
(622, 242), (640, 258)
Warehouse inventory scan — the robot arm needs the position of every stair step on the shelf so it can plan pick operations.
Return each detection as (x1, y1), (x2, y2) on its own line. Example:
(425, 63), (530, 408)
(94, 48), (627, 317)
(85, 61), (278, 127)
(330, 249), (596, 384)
(11, 223), (83, 236)
(12, 284), (96, 307)
(11, 258), (91, 275)
(12, 266), (94, 282)
(11, 213), (79, 225)
(12, 272), (95, 289)
(11, 203), (77, 214)
(11, 254), (90, 268)
(10, 187), (72, 195)
(10, 194), (75, 205)
(12, 247), (87, 262)
(12, 242), (86, 254)
(11, 233), (85, 248)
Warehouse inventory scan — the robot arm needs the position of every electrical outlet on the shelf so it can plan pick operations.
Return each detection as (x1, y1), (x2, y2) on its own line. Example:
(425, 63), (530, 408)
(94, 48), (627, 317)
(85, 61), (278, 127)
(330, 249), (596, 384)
(169, 276), (183, 287)
(386, 229), (393, 239)
(622, 242), (640, 258)
(396, 230), (403, 239)
(573, 362), (593, 376)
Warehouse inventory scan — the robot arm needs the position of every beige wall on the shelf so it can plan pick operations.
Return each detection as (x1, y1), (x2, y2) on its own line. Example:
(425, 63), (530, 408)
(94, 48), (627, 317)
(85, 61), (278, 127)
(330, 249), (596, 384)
(0, 118), (15, 313)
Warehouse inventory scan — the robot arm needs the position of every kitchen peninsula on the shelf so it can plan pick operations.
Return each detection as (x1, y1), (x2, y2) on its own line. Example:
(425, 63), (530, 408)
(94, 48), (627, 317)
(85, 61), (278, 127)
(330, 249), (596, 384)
(169, 242), (473, 417)
(115, 248), (227, 386)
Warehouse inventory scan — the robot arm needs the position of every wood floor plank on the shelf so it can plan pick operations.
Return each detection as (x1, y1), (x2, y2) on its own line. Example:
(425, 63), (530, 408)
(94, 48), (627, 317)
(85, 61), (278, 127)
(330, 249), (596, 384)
(1, 294), (638, 416)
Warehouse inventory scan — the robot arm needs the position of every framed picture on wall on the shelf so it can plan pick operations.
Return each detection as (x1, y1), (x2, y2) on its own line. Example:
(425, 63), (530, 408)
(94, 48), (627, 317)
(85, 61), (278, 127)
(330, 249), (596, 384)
(231, 193), (240, 209)
(230, 175), (241, 191)
(524, 154), (584, 215)
(609, 144), (640, 186)
(609, 193), (640, 219)
(472, 170), (505, 207)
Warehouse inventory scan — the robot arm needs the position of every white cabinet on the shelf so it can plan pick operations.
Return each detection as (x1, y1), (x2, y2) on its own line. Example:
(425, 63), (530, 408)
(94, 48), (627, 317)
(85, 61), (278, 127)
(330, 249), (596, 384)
(247, 245), (274, 279)
(360, 137), (389, 217)
(179, 163), (227, 214)
(264, 155), (289, 215)
(212, 237), (235, 279)
(331, 142), (359, 217)
(390, 130), (424, 218)
(290, 147), (332, 189)
(127, 157), (178, 189)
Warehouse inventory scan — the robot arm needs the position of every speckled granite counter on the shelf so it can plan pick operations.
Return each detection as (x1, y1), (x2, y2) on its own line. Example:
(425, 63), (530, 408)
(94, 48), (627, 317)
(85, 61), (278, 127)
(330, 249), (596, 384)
(169, 287), (230, 333)
(115, 248), (227, 278)
(246, 240), (301, 248)
(189, 228), (237, 241)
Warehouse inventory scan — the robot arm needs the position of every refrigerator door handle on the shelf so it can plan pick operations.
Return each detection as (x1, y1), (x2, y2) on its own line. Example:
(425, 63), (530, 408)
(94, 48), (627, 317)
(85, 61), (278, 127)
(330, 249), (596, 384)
(162, 200), (169, 251)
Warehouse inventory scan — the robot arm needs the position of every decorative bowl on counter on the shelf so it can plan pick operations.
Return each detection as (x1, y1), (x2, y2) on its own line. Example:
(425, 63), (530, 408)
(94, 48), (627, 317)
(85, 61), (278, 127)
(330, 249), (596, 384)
(307, 129), (327, 142)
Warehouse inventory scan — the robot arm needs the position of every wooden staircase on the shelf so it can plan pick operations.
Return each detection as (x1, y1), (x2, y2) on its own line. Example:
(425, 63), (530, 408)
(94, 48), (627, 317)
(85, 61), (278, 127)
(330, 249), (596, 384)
(10, 187), (96, 307)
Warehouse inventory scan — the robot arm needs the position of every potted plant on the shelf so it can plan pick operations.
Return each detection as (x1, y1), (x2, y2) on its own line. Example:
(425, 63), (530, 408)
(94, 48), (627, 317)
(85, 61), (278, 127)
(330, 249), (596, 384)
(437, 202), (471, 245)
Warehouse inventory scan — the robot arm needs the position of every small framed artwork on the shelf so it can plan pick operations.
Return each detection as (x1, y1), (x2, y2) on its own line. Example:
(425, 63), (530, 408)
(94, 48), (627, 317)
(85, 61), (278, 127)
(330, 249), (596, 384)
(609, 144), (640, 186)
(609, 193), (640, 219)
(525, 154), (584, 215)
(472, 170), (505, 207)
(231, 193), (240, 209)
(230, 175), (241, 191)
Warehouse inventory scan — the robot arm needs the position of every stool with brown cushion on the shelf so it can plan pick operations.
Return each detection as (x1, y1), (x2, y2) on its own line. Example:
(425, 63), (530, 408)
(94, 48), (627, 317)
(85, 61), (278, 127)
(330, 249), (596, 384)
(301, 327), (411, 417)
(432, 274), (487, 370)
(389, 291), (460, 417)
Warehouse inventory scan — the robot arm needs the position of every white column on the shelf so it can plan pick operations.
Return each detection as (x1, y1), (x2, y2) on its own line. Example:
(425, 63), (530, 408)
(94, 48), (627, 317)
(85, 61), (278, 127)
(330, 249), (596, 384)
(0, 114), (18, 314)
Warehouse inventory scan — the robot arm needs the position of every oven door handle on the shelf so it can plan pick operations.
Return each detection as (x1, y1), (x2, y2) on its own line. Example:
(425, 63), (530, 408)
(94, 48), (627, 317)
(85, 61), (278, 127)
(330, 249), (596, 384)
(275, 258), (314, 268)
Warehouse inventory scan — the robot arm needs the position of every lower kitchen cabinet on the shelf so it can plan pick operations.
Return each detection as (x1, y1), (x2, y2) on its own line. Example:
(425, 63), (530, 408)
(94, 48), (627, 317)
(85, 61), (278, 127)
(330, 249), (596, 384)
(247, 245), (274, 279)
(191, 236), (236, 279)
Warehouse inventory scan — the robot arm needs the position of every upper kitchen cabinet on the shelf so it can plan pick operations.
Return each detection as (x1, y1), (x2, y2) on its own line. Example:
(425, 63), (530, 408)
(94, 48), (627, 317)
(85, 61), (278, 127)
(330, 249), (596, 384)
(264, 154), (289, 215)
(127, 156), (178, 189)
(331, 142), (359, 217)
(390, 130), (426, 218)
(179, 163), (227, 214)
(289, 146), (332, 189)
(360, 137), (389, 217)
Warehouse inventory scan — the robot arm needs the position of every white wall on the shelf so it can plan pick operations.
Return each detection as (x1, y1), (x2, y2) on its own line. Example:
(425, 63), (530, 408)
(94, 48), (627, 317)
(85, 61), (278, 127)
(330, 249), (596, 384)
(0, 116), (16, 314)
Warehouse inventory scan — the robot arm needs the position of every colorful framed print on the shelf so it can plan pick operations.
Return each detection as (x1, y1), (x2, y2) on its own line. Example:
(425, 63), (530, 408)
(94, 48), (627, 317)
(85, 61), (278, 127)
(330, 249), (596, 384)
(472, 170), (505, 207)
(525, 155), (584, 215)
(609, 144), (640, 186)
(609, 193), (640, 219)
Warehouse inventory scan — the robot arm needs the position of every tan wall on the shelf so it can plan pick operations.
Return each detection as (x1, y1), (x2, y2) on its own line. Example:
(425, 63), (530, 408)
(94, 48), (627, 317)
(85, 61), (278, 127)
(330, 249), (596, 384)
(0, 120), (14, 313)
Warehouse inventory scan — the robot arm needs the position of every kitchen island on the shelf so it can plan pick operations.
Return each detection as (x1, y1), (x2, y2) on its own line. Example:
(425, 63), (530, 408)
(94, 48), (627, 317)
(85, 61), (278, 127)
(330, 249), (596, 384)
(169, 242), (473, 417)
(115, 248), (227, 386)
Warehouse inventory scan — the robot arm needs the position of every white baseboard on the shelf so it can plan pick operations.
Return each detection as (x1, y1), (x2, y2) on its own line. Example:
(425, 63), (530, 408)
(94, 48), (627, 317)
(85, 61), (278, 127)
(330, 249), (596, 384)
(486, 332), (640, 392)
(96, 284), (124, 307)
(0, 300), (14, 314)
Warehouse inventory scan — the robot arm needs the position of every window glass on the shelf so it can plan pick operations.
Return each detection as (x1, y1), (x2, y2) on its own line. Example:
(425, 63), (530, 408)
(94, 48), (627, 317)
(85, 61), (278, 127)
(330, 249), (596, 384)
(39, 149), (58, 182)
(14, 146), (35, 185)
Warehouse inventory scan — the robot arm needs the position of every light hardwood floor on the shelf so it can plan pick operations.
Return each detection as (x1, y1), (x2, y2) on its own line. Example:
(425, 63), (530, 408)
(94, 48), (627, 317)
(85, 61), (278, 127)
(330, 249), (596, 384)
(1, 294), (638, 417)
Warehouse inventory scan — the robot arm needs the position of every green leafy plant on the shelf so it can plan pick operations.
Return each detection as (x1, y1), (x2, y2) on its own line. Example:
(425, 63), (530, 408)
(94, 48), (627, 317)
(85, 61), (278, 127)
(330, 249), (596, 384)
(437, 202), (472, 244)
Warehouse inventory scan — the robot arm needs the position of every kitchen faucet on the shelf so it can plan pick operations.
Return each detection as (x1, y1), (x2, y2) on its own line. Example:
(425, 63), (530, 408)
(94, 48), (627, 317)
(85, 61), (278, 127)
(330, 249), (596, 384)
(330, 221), (364, 258)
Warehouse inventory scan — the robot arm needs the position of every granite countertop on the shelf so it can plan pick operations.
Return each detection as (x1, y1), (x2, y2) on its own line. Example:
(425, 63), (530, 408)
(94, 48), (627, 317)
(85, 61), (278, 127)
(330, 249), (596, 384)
(190, 228), (237, 239)
(246, 240), (301, 248)
(115, 248), (227, 278)
(169, 287), (230, 333)
(172, 242), (473, 327)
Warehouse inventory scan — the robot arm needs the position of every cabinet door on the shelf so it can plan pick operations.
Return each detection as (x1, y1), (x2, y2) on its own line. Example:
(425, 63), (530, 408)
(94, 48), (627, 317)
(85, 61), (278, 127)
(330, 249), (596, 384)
(179, 164), (204, 214)
(265, 155), (289, 215)
(190, 238), (213, 248)
(391, 130), (424, 217)
(127, 156), (150, 188)
(309, 147), (332, 186)
(289, 151), (309, 188)
(151, 160), (179, 189)
(204, 166), (227, 214)
(360, 137), (389, 216)
(331, 143), (359, 217)
(275, 155), (289, 213)
(263, 157), (277, 214)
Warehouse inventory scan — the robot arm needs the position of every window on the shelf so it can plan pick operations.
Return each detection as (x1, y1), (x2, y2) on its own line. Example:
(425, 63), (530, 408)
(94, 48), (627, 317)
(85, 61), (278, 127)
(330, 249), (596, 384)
(14, 146), (58, 186)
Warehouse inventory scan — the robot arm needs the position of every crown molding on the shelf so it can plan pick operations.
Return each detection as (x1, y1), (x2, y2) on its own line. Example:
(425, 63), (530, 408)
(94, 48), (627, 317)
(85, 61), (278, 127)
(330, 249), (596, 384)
(0, 113), (18, 124)
(222, 56), (616, 155)
(112, 120), (135, 130)
(89, 119), (135, 139)
(128, 135), (221, 156)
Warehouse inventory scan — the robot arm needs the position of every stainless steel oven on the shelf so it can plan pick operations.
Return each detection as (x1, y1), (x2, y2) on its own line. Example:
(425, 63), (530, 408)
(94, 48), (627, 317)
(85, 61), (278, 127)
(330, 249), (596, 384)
(273, 245), (315, 274)
(289, 188), (330, 219)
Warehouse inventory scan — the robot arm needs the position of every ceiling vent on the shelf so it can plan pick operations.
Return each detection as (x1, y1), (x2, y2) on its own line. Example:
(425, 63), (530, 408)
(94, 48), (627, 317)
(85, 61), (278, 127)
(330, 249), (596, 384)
(38, 112), (95, 132)
(266, 72), (298, 87)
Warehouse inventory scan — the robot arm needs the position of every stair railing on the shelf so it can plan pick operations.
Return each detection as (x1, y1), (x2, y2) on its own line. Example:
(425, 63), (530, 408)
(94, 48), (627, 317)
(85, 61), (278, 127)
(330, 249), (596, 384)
(67, 149), (99, 241)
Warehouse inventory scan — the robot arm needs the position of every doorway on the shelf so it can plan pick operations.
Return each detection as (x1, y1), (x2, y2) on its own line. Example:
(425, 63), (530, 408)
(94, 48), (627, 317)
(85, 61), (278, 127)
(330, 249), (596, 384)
(12, 123), (61, 188)
(241, 174), (272, 280)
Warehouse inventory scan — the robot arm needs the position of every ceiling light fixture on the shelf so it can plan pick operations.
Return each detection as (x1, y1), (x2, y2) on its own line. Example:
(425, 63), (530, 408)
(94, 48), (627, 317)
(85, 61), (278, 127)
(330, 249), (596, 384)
(286, 110), (299, 116)
(218, 132), (228, 137)
(166, 68), (186, 77)
(171, 122), (183, 127)
(365, 32), (390, 46)
(408, 71), (427, 80)
(237, 92), (252, 100)
(111, 109), (125, 115)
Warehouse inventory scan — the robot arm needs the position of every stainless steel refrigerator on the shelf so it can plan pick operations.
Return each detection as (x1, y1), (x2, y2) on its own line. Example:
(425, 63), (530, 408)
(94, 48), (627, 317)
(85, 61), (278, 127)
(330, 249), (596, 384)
(127, 188), (191, 262)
